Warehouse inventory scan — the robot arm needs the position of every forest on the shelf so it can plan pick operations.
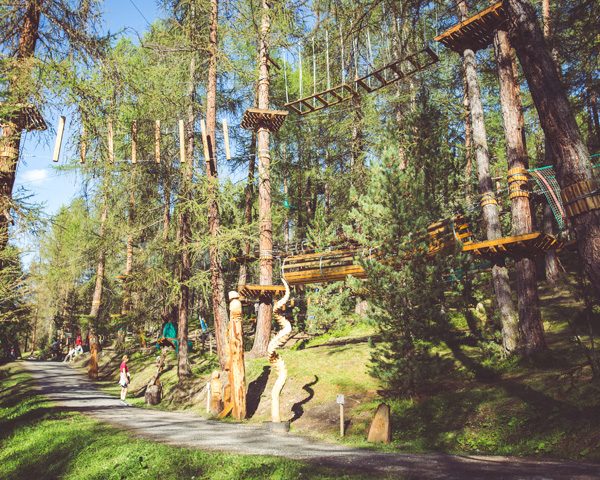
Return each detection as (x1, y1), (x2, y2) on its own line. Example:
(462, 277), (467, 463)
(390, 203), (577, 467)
(1, 0), (600, 470)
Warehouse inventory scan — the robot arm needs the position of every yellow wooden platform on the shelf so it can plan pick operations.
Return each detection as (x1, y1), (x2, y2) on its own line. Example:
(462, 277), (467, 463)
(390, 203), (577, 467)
(434, 1), (507, 53)
(241, 108), (288, 132)
(462, 232), (563, 258)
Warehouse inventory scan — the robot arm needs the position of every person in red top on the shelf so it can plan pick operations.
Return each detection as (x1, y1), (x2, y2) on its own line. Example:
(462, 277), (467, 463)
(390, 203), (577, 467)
(119, 355), (131, 404)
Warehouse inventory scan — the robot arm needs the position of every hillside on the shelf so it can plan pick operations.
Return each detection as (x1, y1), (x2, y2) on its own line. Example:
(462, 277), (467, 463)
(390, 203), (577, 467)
(72, 278), (600, 462)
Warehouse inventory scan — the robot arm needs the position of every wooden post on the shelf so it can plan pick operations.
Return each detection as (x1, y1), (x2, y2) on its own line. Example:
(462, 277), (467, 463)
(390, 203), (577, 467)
(155, 120), (161, 163)
(337, 394), (345, 436)
(223, 119), (231, 160)
(200, 119), (211, 165)
(228, 291), (246, 420)
(52, 116), (66, 162)
(131, 120), (137, 164)
(107, 119), (114, 163)
(178, 119), (186, 163)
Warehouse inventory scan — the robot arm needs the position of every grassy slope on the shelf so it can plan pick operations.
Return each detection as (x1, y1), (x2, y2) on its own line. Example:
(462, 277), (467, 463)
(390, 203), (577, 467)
(73, 280), (600, 462)
(0, 363), (384, 480)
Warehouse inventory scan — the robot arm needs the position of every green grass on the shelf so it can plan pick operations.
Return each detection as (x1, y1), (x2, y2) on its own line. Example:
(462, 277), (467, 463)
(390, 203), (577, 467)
(0, 363), (386, 480)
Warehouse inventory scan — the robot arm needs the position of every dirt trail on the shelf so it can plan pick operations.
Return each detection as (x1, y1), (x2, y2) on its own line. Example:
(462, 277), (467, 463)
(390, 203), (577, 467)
(21, 361), (600, 479)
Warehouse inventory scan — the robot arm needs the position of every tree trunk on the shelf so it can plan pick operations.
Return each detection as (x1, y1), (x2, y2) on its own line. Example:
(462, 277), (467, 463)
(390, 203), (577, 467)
(162, 157), (172, 243)
(458, 1), (519, 353)
(250, 0), (273, 357)
(506, 0), (600, 298)
(88, 201), (108, 380)
(462, 67), (473, 202)
(0, 0), (42, 251)
(237, 132), (256, 287)
(540, 0), (562, 282)
(494, 30), (545, 355)
(176, 58), (196, 381)
(121, 168), (135, 316)
(205, 0), (229, 371)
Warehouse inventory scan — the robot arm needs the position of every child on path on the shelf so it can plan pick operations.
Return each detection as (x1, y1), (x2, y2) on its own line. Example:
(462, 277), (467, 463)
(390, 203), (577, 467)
(119, 355), (131, 405)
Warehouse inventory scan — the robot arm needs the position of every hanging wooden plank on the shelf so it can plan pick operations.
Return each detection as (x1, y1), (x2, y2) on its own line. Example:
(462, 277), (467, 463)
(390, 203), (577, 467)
(154, 120), (161, 164)
(131, 120), (137, 164)
(178, 119), (186, 163)
(200, 119), (211, 164)
(52, 116), (66, 162)
(222, 119), (231, 160)
(80, 124), (86, 164)
(107, 119), (114, 163)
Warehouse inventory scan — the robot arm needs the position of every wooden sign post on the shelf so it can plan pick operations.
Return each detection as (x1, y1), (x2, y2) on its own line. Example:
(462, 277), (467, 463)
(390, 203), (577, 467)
(337, 394), (345, 437)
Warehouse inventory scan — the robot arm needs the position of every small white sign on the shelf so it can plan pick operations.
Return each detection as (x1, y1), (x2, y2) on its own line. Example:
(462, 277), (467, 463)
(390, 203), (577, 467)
(336, 394), (345, 405)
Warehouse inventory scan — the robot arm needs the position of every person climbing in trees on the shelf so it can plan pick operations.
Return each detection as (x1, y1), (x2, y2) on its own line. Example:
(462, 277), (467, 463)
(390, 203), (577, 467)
(119, 355), (131, 405)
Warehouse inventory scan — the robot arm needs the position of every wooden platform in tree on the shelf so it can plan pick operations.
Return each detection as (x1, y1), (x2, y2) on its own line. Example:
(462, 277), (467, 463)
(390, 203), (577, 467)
(241, 108), (288, 132)
(462, 232), (563, 258)
(238, 284), (286, 301)
(1, 104), (47, 131)
(282, 248), (369, 285)
(354, 47), (439, 94)
(284, 84), (357, 116)
(434, 1), (507, 53)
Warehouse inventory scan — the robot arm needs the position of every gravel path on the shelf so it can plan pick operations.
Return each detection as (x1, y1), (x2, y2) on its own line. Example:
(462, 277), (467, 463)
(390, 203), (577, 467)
(21, 360), (600, 479)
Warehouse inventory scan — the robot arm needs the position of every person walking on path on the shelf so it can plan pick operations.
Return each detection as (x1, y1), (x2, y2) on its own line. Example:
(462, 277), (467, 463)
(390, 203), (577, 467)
(119, 355), (131, 405)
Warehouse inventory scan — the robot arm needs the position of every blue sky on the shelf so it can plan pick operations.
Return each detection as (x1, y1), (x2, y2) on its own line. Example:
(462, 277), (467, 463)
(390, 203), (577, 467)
(14, 0), (162, 262)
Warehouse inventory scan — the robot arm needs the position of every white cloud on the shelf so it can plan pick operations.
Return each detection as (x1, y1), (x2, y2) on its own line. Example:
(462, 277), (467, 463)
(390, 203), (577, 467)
(21, 169), (49, 185)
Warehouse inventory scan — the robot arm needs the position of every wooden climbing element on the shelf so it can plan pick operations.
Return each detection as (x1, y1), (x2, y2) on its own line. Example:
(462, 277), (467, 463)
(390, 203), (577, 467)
(238, 284), (286, 301)
(434, 1), (507, 53)
(226, 291), (246, 420)
(354, 47), (439, 95)
(462, 232), (563, 258)
(285, 48), (439, 116)
(426, 215), (473, 257)
(241, 108), (288, 132)
(560, 179), (600, 218)
(284, 84), (356, 116)
(268, 280), (291, 424)
(282, 248), (369, 285)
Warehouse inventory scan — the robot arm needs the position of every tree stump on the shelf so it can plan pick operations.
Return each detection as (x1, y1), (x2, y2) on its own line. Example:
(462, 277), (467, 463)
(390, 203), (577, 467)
(367, 403), (391, 444)
(145, 383), (162, 405)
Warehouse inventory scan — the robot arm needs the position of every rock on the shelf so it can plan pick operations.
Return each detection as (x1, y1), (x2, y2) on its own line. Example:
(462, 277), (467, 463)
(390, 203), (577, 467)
(145, 384), (162, 405)
(367, 403), (391, 444)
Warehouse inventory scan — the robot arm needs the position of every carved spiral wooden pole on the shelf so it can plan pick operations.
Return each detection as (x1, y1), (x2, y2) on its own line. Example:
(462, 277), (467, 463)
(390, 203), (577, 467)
(267, 279), (291, 423)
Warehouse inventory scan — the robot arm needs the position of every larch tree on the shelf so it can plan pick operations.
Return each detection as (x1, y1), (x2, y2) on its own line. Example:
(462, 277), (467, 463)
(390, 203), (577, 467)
(458, 1), (519, 353)
(505, 0), (600, 298)
(0, 0), (104, 252)
(250, 0), (274, 357)
(204, 0), (229, 371)
(493, 30), (545, 354)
